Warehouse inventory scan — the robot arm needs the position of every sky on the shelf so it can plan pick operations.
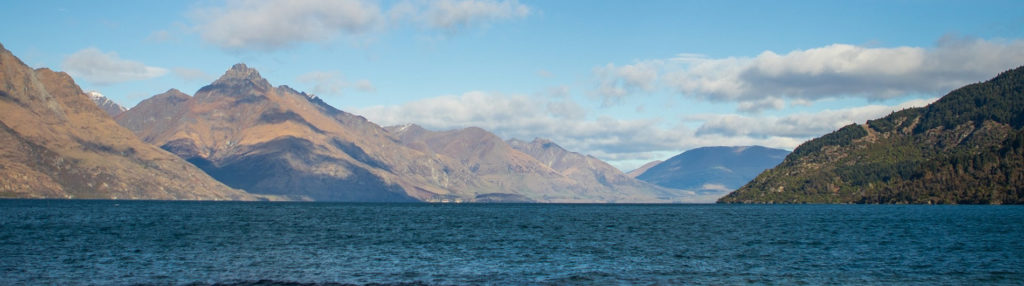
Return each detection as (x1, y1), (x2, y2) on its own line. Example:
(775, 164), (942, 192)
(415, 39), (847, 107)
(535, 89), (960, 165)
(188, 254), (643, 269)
(2, 0), (1023, 171)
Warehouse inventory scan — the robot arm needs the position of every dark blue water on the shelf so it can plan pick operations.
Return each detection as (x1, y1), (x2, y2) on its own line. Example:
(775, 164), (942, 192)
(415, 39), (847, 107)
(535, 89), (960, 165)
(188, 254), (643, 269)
(1, 200), (1022, 285)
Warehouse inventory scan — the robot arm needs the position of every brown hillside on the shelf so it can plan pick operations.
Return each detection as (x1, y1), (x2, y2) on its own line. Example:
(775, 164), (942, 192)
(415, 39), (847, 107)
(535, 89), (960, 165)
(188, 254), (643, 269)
(117, 64), (487, 201)
(0, 43), (253, 200)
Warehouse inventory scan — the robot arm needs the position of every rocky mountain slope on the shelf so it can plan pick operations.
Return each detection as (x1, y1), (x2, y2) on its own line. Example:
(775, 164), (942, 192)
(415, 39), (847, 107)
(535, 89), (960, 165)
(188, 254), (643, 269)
(389, 125), (693, 202)
(116, 64), (491, 202)
(720, 66), (1024, 204)
(86, 91), (126, 117)
(0, 43), (253, 200)
(636, 146), (788, 196)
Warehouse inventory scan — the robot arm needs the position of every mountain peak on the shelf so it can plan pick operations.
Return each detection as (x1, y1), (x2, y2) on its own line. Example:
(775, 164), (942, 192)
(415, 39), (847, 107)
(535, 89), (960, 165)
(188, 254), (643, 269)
(512, 138), (564, 151)
(534, 137), (563, 148)
(229, 62), (255, 73)
(531, 138), (553, 145)
(157, 88), (191, 100)
(86, 90), (104, 99)
(212, 63), (270, 88)
(85, 90), (127, 117)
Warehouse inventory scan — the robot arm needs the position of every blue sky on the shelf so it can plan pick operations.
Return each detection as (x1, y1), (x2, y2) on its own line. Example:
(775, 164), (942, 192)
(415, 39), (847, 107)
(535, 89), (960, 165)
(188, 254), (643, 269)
(2, 0), (1023, 170)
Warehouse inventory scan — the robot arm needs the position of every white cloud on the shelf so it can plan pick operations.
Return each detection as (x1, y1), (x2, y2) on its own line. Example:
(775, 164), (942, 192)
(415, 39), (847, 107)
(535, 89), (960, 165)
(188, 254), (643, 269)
(296, 71), (375, 97)
(595, 37), (1024, 111)
(394, 0), (531, 31)
(537, 85), (570, 99)
(545, 100), (586, 120)
(353, 79), (377, 92)
(191, 0), (532, 51)
(593, 61), (661, 104)
(146, 30), (175, 43)
(297, 71), (346, 96)
(692, 97), (938, 139)
(736, 97), (785, 113)
(61, 48), (168, 85)
(191, 0), (384, 51)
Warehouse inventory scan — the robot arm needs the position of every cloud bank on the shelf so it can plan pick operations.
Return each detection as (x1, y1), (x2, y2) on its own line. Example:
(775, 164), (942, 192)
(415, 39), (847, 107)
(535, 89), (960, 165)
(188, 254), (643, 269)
(692, 98), (938, 139)
(392, 0), (530, 31)
(596, 37), (1024, 111)
(191, 0), (383, 51)
(191, 0), (531, 51)
(62, 48), (168, 85)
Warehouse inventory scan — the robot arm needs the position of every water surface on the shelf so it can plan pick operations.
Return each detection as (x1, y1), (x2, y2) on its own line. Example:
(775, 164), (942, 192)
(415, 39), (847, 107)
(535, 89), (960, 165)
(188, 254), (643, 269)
(1, 200), (1021, 285)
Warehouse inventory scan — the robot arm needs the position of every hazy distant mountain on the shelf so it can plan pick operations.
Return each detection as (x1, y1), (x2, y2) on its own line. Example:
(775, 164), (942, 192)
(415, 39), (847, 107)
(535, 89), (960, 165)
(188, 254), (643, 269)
(117, 64), (488, 202)
(0, 42), (253, 200)
(627, 160), (662, 178)
(85, 91), (126, 117)
(506, 138), (685, 199)
(389, 125), (695, 202)
(721, 66), (1024, 204)
(508, 138), (691, 202)
(636, 146), (789, 195)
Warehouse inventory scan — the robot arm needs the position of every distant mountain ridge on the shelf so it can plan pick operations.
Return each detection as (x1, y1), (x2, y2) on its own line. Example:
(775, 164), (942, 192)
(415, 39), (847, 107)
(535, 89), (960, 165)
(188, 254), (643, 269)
(627, 160), (662, 178)
(387, 125), (692, 202)
(0, 42), (253, 200)
(508, 137), (689, 202)
(720, 66), (1024, 204)
(635, 146), (789, 196)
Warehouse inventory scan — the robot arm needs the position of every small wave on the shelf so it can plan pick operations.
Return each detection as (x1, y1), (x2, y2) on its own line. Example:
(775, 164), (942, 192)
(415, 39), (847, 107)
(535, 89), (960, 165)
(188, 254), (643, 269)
(180, 280), (432, 286)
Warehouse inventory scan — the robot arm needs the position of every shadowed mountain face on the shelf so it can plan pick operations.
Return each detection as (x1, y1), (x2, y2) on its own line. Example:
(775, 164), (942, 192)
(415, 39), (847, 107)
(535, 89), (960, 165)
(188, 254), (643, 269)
(389, 126), (696, 203)
(636, 146), (789, 196)
(117, 64), (492, 202)
(0, 43), (253, 200)
(720, 66), (1024, 204)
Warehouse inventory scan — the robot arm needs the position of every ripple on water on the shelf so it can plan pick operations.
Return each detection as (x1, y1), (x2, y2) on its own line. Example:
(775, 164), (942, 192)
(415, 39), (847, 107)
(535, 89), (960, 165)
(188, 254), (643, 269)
(0, 201), (1022, 285)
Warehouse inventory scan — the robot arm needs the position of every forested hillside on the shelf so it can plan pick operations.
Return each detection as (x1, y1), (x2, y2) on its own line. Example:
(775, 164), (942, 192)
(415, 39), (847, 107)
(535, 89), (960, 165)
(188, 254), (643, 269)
(720, 66), (1024, 204)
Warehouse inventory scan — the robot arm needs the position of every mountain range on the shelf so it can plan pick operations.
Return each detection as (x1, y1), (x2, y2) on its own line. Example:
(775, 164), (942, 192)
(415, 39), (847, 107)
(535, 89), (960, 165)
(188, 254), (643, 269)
(113, 63), (691, 202)
(0, 43), (253, 200)
(720, 66), (1024, 204)
(5, 39), (1020, 204)
(116, 64), (473, 201)
(387, 125), (688, 202)
(634, 146), (789, 196)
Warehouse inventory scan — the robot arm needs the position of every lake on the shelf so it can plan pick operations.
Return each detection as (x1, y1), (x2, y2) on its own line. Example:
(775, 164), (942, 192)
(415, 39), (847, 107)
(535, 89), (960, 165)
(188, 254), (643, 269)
(1, 200), (1022, 285)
